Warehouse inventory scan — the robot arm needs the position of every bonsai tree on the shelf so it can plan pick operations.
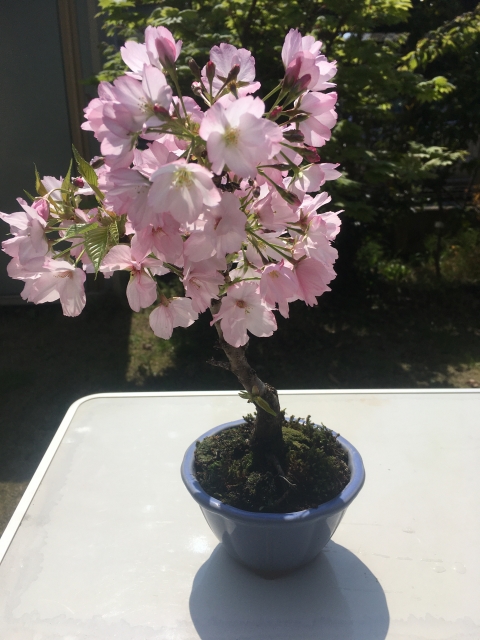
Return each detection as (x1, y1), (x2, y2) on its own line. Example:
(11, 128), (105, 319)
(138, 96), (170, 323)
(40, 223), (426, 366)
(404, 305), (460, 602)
(0, 26), (341, 466)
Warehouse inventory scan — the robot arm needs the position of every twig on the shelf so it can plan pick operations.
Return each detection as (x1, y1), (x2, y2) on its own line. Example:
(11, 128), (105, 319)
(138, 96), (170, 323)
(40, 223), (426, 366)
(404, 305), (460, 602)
(207, 358), (231, 371)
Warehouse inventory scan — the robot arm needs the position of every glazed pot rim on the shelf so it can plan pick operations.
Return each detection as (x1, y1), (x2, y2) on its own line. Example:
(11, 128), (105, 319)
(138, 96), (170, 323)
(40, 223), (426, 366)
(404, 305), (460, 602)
(181, 418), (366, 524)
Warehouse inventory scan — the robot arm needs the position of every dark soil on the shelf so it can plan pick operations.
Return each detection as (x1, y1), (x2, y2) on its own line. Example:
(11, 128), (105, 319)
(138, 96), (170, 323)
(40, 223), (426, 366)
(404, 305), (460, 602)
(194, 415), (351, 513)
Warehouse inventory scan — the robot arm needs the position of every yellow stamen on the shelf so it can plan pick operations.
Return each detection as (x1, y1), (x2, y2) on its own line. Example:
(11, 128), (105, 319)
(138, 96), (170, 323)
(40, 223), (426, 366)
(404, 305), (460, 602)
(223, 126), (239, 146)
(174, 167), (193, 188)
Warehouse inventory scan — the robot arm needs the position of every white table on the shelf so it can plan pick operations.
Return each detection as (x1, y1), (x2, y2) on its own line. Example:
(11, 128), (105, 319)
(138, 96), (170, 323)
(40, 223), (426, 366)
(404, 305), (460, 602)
(0, 390), (479, 639)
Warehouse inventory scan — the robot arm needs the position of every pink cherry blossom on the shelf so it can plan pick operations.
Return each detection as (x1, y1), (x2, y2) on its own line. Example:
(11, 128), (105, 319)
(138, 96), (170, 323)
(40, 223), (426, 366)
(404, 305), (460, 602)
(103, 167), (152, 227)
(108, 67), (172, 130)
(282, 29), (337, 92)
(126, 269), (159, 311)
(211, 281), (277, 347)
(286, 162), (340, 197)
(121, 40), (150, 78)
(254, 188), (299, 232)
(101, 245), (168, 311)
(201, 43), (261, 97)
(0, 198), (48, 268)
(8, 257), (86, 317)
(81, 97), (104, 134)
(297, 192), (332, 222)
(183, 218), (217, 263)
(148, 160), (221, 224)
(41, 176), (64, 203)
(133, 140), (175, 176)
(2, 26), (343, 347)
(131, 214), (183, 265)
(199, 96), (282, 178)
(260, 260), (297, 318)
(149, 297), (197, 339)
(288, 164), (324, 196)
(206, 192), (247, 255)
(298, 92), (338, 147)
(319, 210), (342, 240)
(182, 258), (225, 312)
(244, 231), (291, 267)
(292, 257), (335, 306)
(179, 96), (204, 124)
(293, 216), (338, 266)
(98, 102), (139, 168)
(82, 69), (172, 168)
(320, 163), (342, 182)
(141, 64), (173, 112)
(145, 26), (182, 69)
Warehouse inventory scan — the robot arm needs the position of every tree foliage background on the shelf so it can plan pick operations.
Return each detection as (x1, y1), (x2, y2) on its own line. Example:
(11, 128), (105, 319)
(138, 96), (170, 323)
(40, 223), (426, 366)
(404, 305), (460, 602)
(94, 0), (480, 283)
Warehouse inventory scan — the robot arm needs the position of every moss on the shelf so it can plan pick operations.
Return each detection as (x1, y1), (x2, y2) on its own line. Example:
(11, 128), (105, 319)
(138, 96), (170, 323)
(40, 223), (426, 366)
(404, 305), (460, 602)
(194, 415), (351, 513)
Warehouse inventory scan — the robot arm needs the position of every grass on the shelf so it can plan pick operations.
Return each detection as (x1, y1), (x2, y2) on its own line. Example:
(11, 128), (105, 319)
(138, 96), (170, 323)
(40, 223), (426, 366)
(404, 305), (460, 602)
(1, 275), (479, 534)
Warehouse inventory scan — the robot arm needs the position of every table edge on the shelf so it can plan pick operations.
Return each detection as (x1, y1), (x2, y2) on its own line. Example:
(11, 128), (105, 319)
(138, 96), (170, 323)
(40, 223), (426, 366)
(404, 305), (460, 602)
(1, 388), (478, 562)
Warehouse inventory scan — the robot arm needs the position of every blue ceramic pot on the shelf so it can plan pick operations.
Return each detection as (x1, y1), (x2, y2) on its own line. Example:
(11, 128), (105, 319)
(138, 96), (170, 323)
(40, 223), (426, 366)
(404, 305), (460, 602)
(181, 419), (365, 575)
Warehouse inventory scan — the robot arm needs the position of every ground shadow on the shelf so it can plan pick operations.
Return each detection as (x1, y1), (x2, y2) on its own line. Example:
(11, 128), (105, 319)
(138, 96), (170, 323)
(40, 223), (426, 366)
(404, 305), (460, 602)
(189, 541), (389, 640)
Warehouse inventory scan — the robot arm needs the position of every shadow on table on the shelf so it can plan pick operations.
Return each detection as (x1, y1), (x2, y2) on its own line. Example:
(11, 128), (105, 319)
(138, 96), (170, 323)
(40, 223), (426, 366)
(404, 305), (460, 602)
(189, 541), (389, 640)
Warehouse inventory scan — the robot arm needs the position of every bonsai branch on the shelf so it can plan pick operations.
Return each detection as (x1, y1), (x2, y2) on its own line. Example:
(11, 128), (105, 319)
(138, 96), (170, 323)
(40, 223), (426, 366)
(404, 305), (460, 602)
(210, 301), (283, 454)
(207, 358), (231, 371)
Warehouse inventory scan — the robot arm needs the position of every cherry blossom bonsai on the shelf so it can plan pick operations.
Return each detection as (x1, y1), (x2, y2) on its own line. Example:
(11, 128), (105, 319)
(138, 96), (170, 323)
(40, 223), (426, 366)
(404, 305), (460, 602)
(1, 27), (350, 513)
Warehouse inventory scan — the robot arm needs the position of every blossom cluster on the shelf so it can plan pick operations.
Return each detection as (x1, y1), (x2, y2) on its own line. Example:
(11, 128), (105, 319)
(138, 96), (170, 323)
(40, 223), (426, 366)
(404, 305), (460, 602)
(1, 27), (341, 348)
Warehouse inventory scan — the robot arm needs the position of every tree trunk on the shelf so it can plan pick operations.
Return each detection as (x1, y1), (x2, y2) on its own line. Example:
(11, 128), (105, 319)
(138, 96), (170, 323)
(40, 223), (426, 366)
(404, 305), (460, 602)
(210, 302), (283, 455)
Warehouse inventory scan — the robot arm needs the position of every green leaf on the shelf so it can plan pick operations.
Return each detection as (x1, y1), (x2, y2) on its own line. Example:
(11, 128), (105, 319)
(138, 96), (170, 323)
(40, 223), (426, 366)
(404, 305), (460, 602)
(84, 226), (110, 275)
(61, 222), (99, 241)
(72, 145), (104, 200)
(253, 396), (277, 417)
(108, 219), (119, 245)
(178, 9), (197, 22)
(23, 190), (36, 202)
(34, 165), (47, 197)
(61, 160), (73, 203)
(116, 214), (127, 239)
(238, 391), (277, 415)
(226, 252), (238, 264)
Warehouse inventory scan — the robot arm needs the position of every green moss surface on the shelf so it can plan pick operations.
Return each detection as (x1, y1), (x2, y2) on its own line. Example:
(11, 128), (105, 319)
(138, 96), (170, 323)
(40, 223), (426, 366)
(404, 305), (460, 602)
(194, 415), (351, 513)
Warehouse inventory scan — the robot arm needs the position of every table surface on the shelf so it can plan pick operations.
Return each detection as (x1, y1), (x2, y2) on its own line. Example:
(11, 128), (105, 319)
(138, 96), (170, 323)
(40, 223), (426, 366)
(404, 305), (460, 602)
(0, 390), (479, 640)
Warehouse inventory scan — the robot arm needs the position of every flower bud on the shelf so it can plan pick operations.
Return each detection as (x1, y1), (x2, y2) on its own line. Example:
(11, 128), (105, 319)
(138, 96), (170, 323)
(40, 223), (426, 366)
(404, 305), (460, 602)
(268, 106), (283, 120)
(191, 81), (203, 96)
(72, 177), (85, 188)
(283, 57), (302, 91)
(226, 64), (241, 83)
(206, 61), (216, 87)
(292, 74), (311, 95)
(90, 156), (105, 169)
(302, 145), (321, 163)
(155, 40), (176, 69)
(289, 112), (309, 123)
(283, 130), (305, 143)
(283, 192), (301, 207)
(275, 186), (301, 207)
(153, 103), (170, 117)
(188, 58), (201, 80)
